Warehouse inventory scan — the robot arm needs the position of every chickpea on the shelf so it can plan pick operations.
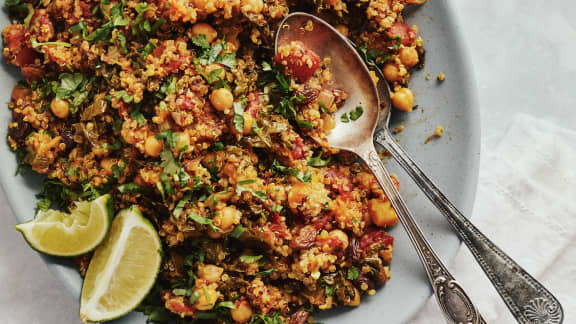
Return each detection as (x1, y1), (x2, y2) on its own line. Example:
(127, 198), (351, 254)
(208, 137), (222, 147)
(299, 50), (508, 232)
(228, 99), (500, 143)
(322, 114), (335, 132)
(197, 264), (224, 283)
(194, 286), (218, 310)
(204, 63), (226, 79)
(214, 205), (240, 231)
(391, 87), (415, 112)
(382, 62), (402, 83)
(399, 46), (419, 68)
(175, 132), (190, 152)
(368, 199), (399, 227)
(191, 23), (218, 43)
(50, 98), (70, 119)
(241, 0), (263, 13)
(287, 182), (310, 212)
(380, 247), (393, 263)
(231, 300), (253, 323)
(243, 112), (254, 135)
(210, 88), (234, 111)
(12, 85), (31, 101)
(144, 136), (163, 157)
(329, 229), (349, 249)
(100, 158), (119, 177)
(334, 24), (349, 37)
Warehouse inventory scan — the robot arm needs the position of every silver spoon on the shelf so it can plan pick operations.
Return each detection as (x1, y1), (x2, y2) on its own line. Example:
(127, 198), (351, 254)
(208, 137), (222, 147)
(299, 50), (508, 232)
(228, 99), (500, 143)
(370, 48), (564, 323)
(276, 12), (484, 324)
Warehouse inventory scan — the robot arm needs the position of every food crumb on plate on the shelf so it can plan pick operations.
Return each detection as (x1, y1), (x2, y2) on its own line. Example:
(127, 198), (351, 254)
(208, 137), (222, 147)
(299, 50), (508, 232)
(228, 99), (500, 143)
(425, 125), (444, 143)
(393, 125), (405, 134)
(437, 72), (446, 81)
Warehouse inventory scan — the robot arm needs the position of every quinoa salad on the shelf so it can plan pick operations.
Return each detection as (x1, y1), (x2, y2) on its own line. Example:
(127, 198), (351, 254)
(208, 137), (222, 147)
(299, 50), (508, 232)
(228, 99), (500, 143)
(3, 0), (426, 322)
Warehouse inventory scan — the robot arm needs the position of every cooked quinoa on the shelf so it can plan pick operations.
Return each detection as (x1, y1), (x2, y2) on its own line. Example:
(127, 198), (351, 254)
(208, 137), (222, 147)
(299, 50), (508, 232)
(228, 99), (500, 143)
(3, 0), (426, 322)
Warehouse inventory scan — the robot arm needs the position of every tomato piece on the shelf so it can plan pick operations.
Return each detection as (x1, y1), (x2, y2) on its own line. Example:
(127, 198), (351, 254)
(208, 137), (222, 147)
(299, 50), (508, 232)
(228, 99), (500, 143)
(246, 93), (260, 118)
(387, 22), (417, 46)
(274, 41), (320, 82)
(360, 227), (394, 250)
(15, 47), (38, 66)
(78, 1), (93, 18)
(21, 66), (45, 81)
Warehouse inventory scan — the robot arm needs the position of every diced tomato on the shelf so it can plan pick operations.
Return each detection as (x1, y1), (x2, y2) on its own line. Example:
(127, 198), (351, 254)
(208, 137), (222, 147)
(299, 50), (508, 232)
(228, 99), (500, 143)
(14, 47), (38, 66)
(151, 44), (165, 58)
(325, 168), (353, 197)
(21, 66), (45, 81)
(78, 1), (93, 18)
(29, 10), (54, 42)
(274, 41), (320, 82)
(360, 227), (394, 250)
(387, 22), (417, 46)
(3, 25), (25, 49)
(291, 136), (304, 160)
(246, 93), (260, 118)
(180, 96), (194, 110)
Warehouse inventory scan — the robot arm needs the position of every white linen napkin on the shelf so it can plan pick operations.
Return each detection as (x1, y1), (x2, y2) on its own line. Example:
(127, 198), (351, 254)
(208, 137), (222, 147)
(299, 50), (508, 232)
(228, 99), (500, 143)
(409, 114), (576, 323)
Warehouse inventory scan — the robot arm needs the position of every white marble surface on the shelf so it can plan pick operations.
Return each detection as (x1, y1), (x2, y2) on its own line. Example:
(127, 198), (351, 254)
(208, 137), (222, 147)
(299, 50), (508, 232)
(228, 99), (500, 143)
(1, 0), (575, 323)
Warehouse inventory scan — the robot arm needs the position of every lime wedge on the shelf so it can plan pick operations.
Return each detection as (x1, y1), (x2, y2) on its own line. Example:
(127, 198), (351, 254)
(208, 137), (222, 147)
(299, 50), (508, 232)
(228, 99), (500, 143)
(15, 195), (113, 257)
(80, 206), (162, 323)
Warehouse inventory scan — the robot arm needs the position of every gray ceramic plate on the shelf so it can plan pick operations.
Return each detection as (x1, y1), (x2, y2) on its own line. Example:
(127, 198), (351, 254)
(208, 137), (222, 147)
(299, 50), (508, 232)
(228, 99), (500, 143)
(0, 0), (480, 322)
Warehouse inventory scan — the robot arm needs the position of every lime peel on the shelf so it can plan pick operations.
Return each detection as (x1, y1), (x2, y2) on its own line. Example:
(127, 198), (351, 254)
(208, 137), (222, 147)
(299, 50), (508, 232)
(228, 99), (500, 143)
(80, 206), (162, 323)
(14, 195), (113, 257)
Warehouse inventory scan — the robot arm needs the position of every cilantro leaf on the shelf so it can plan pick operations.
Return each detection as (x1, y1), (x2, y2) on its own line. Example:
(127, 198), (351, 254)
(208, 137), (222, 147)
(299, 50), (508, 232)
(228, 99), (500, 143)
(173, 193), (192, 219)
(233, 100), (246, 133)
(55, 73), (84, 98)
(340, 113), (350, 123)
(188, 212), (220, 232)
(349, 106), (364, 121)
(347, 266), (360, 280)
(190, 35), (210, 49)
(306, 152), (331, 167)
(230, 225), (246, 238)
(160, 149), (180, 177)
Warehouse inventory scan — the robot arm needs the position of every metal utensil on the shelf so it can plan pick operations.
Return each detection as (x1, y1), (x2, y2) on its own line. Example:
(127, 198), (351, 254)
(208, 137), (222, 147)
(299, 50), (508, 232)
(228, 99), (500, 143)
(275, 12), (484, 324)
(369, 42), (564, 324)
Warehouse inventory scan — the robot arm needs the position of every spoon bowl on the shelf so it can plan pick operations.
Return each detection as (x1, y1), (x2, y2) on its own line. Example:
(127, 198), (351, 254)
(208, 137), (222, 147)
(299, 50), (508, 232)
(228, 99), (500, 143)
(275, 13), (379, 152)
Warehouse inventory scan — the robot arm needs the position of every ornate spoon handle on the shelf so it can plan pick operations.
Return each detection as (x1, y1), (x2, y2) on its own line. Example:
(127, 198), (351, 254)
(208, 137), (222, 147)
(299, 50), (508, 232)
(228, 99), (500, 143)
(375, 130), (564, 324)
(361, 145), (483, 324)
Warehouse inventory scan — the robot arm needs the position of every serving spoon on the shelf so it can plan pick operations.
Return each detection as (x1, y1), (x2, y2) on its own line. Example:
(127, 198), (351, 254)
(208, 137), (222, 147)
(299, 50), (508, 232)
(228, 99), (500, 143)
(370, 55), (564, 322)
(276, 12), (484, 324)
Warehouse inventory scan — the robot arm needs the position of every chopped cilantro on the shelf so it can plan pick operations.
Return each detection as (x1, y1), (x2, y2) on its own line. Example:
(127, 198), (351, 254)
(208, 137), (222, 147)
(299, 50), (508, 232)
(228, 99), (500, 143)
(156, 130), (179, 149)
(173, 193), (192, 219)
(256, 268), (277, 277)
(340, 113), (350, 123)
(349, 106), (364, 121)
(306, 152), (331, 167)
(238, 179), (256, 185)
(233, 99), (247, 133)
(190, 35), (210, 49)
(140, 40), (157, 58)
(215, 301), (236, 309)
(130, 108), (147, 126)
(188, 212), (220, 232)
(239, 255), (263, 263)
(296, 120), (314, 129)
(230, 225), (246, 238)
(117, 183), (144, 194)
(114, 90), (134, 103)
(211, 141), (225, 152)
(347, 266), (360, 280)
